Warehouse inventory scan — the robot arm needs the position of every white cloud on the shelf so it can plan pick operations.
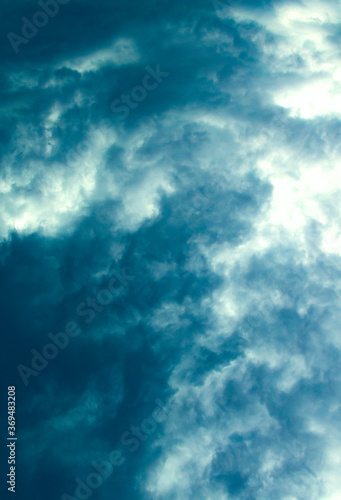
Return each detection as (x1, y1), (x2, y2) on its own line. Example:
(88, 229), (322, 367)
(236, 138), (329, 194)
(61, 38), (140, 74)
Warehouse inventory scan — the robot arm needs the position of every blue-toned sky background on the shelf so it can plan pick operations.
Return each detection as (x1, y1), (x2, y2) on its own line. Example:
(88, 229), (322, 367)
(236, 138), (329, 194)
(1, 0), (341, 499)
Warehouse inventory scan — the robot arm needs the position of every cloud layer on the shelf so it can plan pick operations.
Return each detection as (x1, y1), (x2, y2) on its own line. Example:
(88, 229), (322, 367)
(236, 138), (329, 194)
(1, 1), (341, 499)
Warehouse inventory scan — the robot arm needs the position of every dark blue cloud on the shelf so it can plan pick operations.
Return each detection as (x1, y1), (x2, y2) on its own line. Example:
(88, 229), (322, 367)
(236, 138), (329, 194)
(1, 0), (341, 499)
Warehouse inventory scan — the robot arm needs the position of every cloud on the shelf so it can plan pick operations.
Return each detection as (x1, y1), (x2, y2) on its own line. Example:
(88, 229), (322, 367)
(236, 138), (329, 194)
(1, 1), (341, 499)
(61, 38), (141, 74)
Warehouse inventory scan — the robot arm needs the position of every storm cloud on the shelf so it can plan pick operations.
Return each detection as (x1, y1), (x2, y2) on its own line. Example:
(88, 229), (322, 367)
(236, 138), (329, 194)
(1, 0), (341, 499)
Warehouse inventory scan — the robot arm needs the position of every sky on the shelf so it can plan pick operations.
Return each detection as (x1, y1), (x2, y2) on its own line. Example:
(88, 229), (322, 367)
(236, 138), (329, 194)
(1, 0), (341, 499)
